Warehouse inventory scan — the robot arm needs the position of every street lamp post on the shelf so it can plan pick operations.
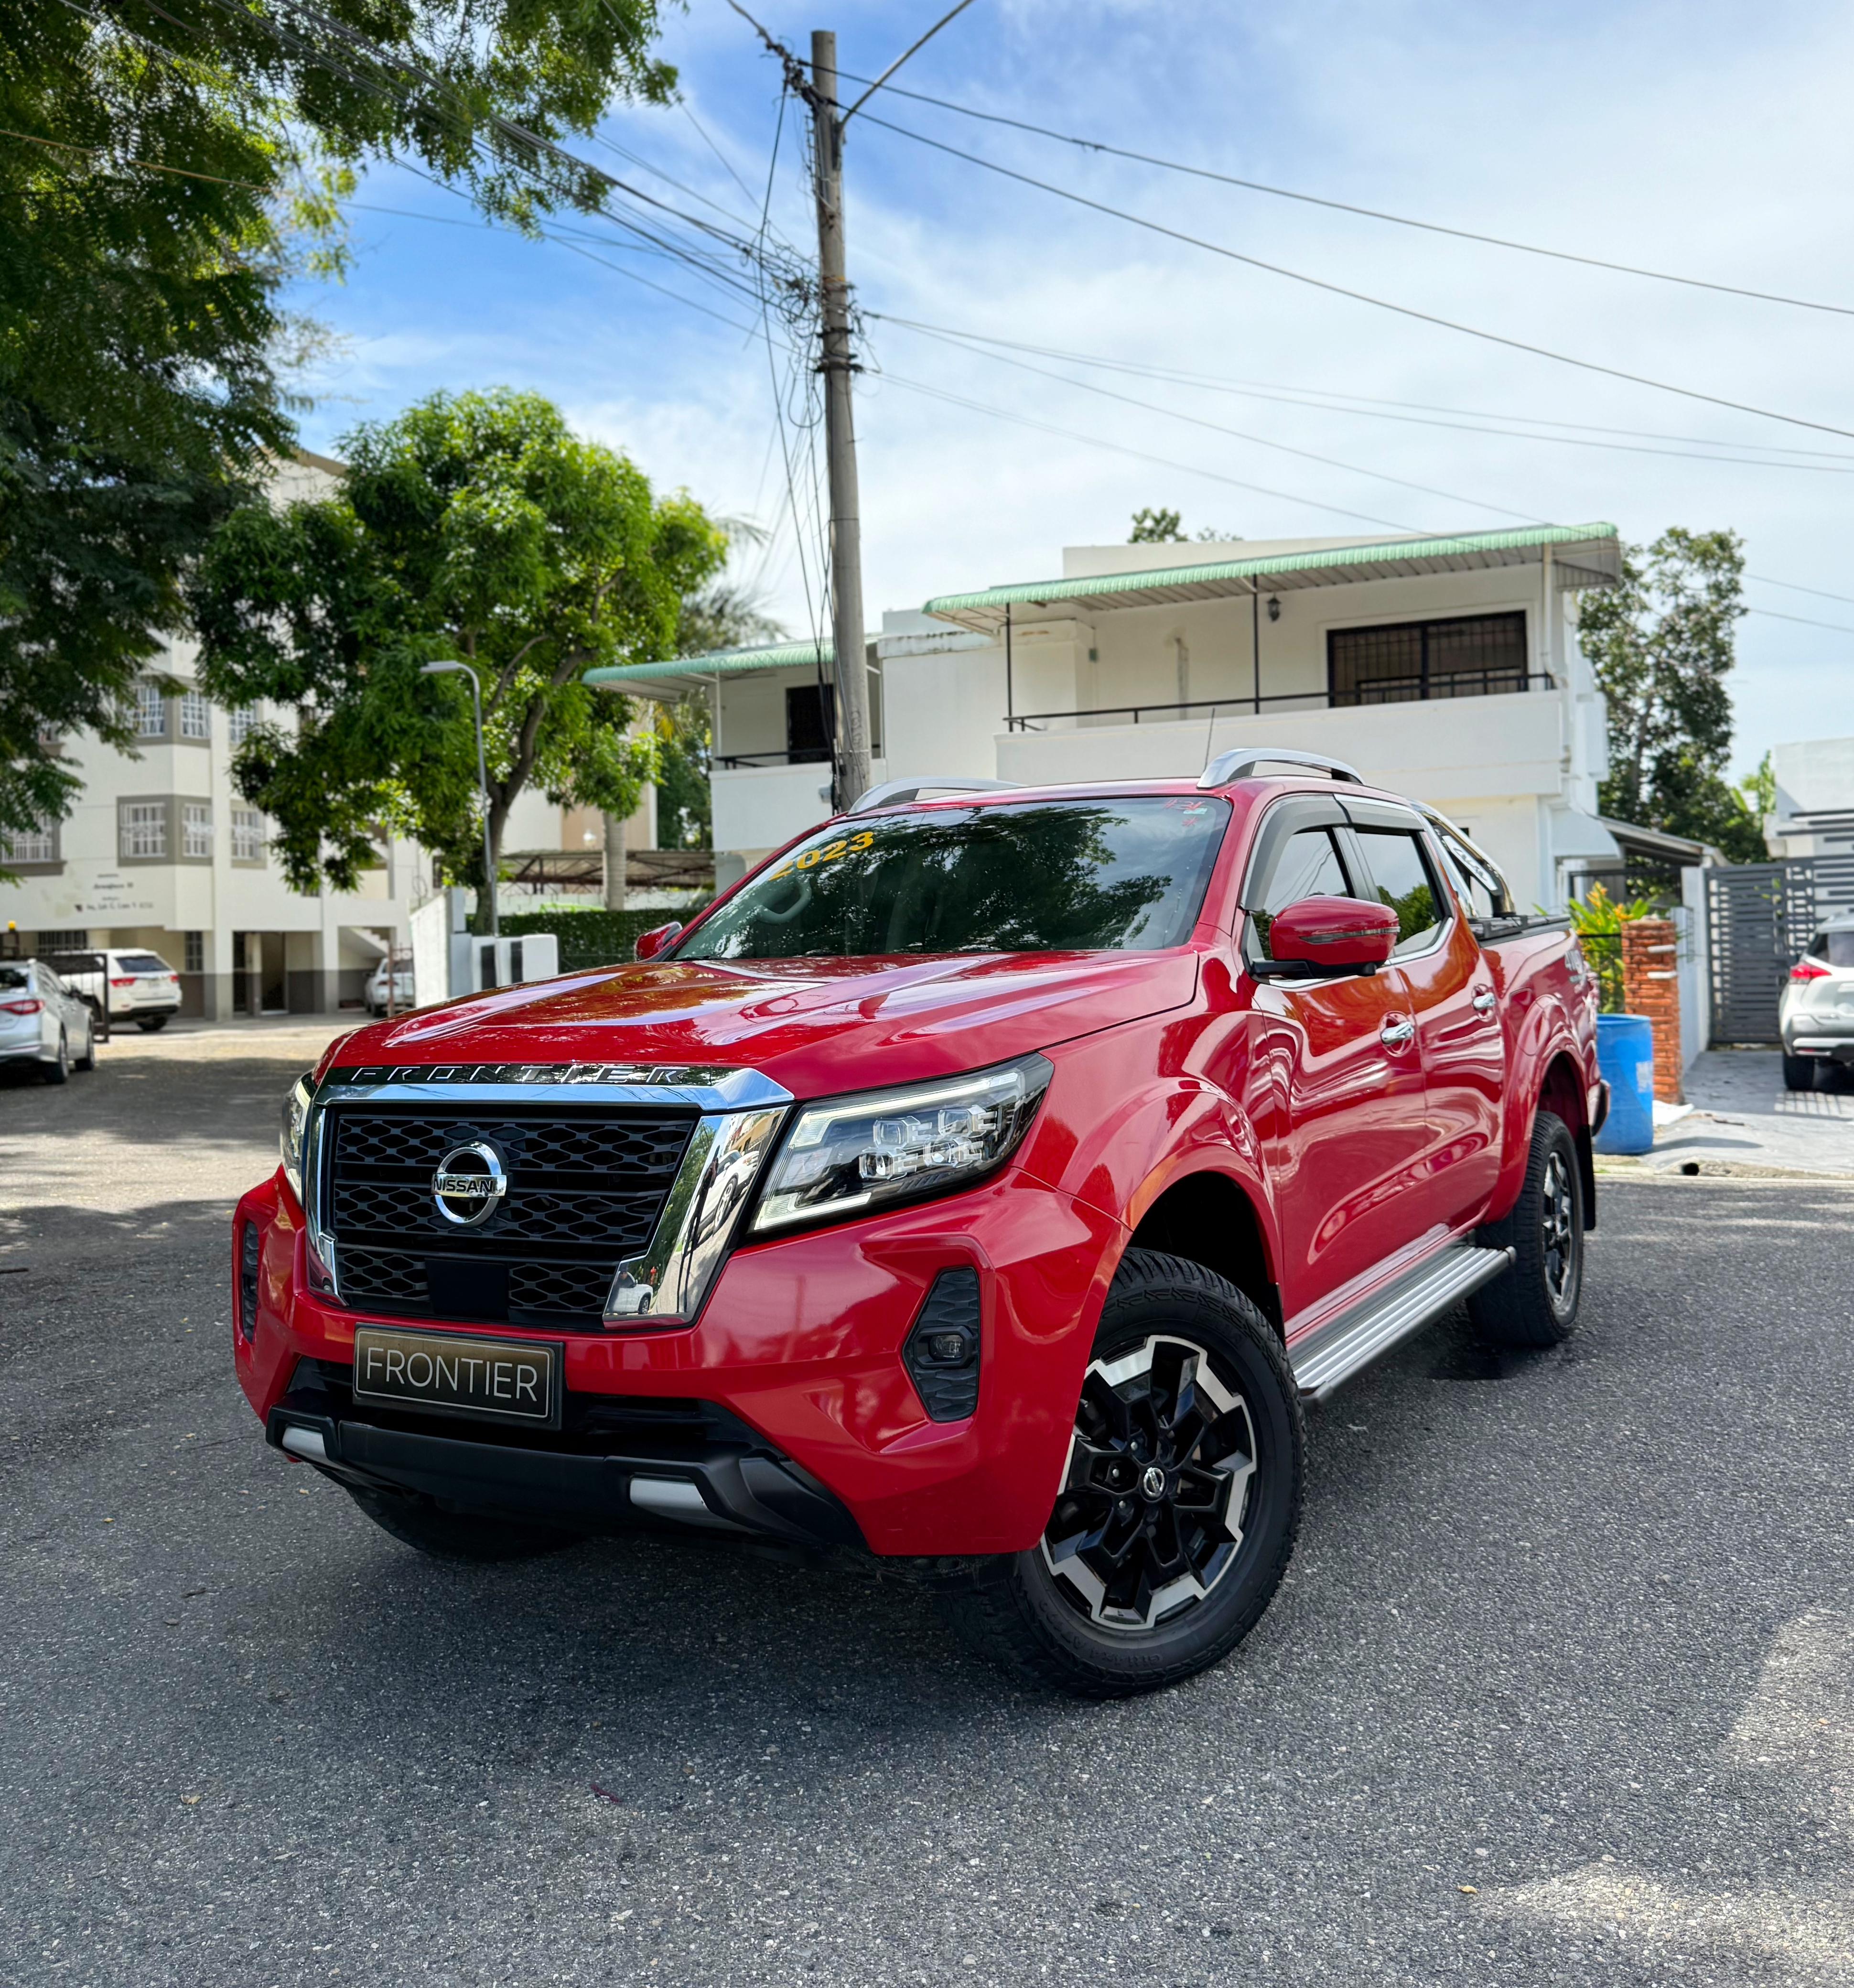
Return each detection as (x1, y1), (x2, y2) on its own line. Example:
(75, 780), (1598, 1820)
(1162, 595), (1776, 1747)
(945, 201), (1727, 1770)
(420, 660), (498, 939)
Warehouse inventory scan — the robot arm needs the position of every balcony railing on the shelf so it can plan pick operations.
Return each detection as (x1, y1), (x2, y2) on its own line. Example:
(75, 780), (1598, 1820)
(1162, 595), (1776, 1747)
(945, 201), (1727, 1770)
(1004, 670), (1554, 732)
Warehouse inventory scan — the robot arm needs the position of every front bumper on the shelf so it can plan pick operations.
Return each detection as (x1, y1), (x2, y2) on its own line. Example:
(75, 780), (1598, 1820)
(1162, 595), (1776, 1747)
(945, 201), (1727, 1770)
(235, 1166), (1121, 1557)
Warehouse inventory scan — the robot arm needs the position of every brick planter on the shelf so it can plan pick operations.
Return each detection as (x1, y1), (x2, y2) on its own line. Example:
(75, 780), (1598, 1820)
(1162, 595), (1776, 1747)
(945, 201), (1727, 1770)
(1620, 918), (1684, 1105)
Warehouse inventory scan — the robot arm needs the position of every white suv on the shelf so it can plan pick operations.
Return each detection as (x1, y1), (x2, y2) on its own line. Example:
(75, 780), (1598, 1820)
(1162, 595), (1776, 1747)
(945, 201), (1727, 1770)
(1781, 916), (1854, 1090)
(55, 948), (184, 1030)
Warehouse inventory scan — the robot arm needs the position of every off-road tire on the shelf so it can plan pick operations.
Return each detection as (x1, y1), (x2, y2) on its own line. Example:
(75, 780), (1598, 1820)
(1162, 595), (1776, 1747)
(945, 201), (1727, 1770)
(345, 1484), (573, 1563)
(1468, 1108), (1583, 1348)
(937, 1250), (1303, 1699)
(43, 1031), (69, 1085)
(1783, 1054), (1819, 1092)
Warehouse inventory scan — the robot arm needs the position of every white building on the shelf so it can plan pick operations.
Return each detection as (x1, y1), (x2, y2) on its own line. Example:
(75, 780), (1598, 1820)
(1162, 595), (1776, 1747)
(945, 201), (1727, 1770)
(1768, 735), (1854, 861)
(595, 522), (1625, 912)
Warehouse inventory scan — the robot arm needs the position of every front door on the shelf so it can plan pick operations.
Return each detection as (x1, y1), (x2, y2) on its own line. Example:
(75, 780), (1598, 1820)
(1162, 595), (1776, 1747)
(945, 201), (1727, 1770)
(1233, 812), (1432, 1321)
(1347, 815), (1506, 1228)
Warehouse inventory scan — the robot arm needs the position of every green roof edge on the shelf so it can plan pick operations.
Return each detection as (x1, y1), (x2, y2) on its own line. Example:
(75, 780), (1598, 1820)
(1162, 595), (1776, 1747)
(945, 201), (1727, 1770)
(586, 637), (836, 685)
(921, 522), (1621, 616)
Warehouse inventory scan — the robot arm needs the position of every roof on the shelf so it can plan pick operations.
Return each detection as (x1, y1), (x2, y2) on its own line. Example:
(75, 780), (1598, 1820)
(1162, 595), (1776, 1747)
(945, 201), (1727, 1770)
(584, 627), (991, 696)
(922, 522), (1622, 633)
(1598, 815), (1722, 864)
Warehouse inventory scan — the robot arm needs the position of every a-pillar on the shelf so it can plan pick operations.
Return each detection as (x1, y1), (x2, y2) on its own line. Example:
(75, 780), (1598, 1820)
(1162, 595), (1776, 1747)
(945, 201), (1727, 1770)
(1621, 918), (1685, 1104)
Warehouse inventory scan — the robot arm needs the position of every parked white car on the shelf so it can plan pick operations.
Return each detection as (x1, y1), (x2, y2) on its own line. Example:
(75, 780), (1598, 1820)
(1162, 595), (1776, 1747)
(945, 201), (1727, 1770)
(0, 959), (97, 1082)
(364, 962), (416, 1016)
(1782, 915), (1854, 1091)
(56, 948), (183, 1029)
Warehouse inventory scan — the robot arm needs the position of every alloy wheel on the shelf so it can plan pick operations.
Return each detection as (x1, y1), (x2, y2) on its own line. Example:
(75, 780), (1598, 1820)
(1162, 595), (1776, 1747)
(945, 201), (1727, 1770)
(1040, 1335), (1256, 1634)
(1540, 1149), (1577, 1307)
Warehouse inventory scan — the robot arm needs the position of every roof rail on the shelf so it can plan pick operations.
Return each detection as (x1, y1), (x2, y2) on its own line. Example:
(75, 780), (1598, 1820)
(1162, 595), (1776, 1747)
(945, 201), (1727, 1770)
(1198, 747), (1364, 789)
(848, 777), (1018, 813)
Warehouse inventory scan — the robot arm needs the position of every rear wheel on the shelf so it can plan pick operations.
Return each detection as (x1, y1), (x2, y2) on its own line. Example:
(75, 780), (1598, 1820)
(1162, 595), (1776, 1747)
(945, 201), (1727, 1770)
(1783, 1054), (1819, 1092)
(938, 1251), (1302, 1699)
(344, 1485), (573, 1563)
(1469, 1108), (1583, 1348)
(42, 1031), (69, 1085)
(135, 1014), (168, 1033)
(74, 1020), (96, 1072)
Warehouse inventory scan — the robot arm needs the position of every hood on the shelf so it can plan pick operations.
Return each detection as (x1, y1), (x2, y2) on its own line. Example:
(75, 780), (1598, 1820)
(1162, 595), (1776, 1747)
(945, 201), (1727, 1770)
(324, 949), (1199, 1098)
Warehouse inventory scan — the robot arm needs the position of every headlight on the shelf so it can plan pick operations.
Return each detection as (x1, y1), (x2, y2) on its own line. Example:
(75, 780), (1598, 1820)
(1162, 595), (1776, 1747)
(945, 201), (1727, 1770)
(280, 1072), (313, 1202)
(752, 1054), (1052, 1234)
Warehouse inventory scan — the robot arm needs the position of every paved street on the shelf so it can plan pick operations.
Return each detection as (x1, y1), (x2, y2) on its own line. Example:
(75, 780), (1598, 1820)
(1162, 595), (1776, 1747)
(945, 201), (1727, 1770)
(5, 1043), (1854, 1986)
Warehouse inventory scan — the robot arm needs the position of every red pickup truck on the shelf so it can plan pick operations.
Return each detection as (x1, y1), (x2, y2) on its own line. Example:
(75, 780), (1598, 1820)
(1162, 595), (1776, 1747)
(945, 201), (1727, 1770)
(236, 749), (1604, 1698)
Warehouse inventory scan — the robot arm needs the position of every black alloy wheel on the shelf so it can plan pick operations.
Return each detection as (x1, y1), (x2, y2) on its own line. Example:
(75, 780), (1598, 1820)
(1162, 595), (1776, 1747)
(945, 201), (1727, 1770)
(938, 1251), (1302, 1698)
(1469, 1107), (1584, 1348)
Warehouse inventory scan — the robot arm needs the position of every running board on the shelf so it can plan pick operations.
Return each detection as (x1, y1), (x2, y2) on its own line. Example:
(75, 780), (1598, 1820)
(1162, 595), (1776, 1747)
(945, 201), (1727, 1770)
(1289, 1245), (1515, 1401)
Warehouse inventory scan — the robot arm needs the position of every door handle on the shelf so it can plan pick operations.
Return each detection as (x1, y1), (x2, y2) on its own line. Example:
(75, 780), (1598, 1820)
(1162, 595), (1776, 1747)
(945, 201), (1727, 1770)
(1380, 1015), (1416, 1049)
(1471, 986), (1497, 1014)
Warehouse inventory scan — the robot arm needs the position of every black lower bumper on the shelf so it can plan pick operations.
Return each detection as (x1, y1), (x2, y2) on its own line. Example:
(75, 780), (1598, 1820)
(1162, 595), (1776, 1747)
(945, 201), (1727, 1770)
(266, 1374), (866, 1555)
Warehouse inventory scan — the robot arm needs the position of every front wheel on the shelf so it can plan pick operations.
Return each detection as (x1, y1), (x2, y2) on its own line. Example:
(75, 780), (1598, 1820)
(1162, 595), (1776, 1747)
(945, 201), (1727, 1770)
(1469, 1108), (1583, 1348)
(938, 1251), (1303, 1699)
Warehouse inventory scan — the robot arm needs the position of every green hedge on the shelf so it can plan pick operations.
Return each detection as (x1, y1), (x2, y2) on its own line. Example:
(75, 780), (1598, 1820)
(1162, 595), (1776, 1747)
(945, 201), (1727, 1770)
(498, 907), (675, 970)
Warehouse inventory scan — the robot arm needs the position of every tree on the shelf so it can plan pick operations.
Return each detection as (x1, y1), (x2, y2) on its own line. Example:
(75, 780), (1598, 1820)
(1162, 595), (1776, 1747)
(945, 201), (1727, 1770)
(0, 0), (676, 874)
(1129, 507), (1185, 543)
(1579, 528), (1767, 861)
(190, 389), (728, 899)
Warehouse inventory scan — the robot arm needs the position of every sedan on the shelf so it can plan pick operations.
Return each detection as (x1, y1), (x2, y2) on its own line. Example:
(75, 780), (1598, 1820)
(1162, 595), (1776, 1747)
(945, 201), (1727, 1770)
(0, 960), (97, 1082)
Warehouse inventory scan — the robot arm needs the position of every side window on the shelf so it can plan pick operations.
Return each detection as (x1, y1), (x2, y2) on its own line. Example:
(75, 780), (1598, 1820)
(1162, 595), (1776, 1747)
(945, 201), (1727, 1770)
(1250, 826), (1352, 953)
(1806, 930), (1828, 961)
(1353, 828), (1447, 955)
(1436, 842), (1497, 921)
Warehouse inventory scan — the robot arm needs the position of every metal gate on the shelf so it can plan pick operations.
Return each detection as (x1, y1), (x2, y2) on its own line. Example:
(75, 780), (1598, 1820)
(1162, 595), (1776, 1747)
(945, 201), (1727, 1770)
(1706, 860), (1831, 1044)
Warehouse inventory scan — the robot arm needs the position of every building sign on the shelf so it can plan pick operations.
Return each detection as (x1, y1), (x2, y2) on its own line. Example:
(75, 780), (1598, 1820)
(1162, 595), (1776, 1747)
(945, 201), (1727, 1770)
(68, 873), (159, 918)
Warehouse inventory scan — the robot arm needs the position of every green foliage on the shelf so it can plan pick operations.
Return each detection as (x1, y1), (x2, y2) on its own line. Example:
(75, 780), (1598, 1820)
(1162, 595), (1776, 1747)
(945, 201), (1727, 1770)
(190, 389), (729, 893)
(654, 697), (714, 850)
(1129, 507), (1185, 543)
(1579, 528), (1767, 861)
(1738, 749), (1776, 823)
(1566, 884), (1650, 1012)
(0, 0), (675, 872)
(499, 905), (675, 970)
(1565, 882), (1651, 934)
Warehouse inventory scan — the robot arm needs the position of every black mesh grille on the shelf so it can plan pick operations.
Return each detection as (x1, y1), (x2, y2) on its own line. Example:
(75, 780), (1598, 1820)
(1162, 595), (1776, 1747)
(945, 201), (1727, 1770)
(324, 1102), (694, 1330)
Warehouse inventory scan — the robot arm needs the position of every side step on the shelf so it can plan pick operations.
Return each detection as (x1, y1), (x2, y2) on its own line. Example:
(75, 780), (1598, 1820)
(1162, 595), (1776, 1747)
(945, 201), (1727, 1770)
(1289, 1245), (1514, 1401)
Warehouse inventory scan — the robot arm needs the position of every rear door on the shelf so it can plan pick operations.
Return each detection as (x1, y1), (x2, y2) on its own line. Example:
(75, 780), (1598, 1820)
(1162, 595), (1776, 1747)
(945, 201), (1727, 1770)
(1232, 799), (1431, 1319)
(1343, 804), (1505, 1227)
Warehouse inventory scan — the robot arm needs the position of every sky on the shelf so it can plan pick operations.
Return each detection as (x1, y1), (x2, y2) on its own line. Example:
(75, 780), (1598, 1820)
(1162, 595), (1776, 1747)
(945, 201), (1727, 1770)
(289, 0), (1854, 778)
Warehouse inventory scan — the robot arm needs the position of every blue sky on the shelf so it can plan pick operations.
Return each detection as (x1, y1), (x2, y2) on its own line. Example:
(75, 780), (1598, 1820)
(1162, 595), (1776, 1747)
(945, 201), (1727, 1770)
(291, 0), (1854, 777)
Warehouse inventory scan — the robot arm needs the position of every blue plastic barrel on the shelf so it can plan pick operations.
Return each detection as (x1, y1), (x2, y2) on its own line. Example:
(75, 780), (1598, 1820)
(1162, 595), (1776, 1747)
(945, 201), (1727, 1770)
(1593, 1012), (1655, 1156)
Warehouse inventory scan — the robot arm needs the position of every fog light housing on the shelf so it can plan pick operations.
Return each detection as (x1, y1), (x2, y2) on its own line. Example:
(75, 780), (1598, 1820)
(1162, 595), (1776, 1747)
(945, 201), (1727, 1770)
(903, 1268), (982, 1422)
(238, 1221), (261, 1341)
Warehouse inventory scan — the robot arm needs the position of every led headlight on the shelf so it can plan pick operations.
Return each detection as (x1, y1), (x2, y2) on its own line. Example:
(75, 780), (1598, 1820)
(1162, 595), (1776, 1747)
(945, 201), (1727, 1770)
(280, 1071), (313, 1202)
(752, 1054), (1052, 1233)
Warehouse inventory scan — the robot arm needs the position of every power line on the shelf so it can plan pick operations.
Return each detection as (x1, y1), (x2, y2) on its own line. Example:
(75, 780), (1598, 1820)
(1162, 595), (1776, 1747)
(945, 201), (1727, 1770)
(875, 371), (1431, 532)
(875, 316), (1542, 521)
(835, 68), (1854, 320)
(857, 109), (1854, 444)
(1746, 606), (1854, 636)
(1747, 574), (1854, 607)
(868, 313), (1854, 471)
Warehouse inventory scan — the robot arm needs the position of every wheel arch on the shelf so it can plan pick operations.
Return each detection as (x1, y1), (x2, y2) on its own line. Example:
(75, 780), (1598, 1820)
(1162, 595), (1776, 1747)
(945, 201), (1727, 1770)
(1123, 1166), (1283, 1333)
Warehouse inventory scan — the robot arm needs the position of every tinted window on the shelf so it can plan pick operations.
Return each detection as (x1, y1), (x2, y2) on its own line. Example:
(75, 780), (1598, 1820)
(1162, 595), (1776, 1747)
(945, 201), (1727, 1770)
(117, 952), (170, 972)
(1354, 828), (1445, 954)
(1249, 826), (1351, 953)
(676, 797), (1230, 961)
(1827, 932), (1854, 969)
(0, 967), (29, 991)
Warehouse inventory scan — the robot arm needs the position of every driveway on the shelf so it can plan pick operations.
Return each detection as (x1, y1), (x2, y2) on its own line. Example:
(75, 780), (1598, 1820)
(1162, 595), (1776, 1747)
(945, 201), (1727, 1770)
(5, 1044), (1854, 1985)
(1627, 1049), (1854, 1181)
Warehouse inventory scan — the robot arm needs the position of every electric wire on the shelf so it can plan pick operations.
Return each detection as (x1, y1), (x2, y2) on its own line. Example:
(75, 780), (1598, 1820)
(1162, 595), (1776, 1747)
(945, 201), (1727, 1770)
(833, 67), (1854, 320)
(856, 109), (1854, 443)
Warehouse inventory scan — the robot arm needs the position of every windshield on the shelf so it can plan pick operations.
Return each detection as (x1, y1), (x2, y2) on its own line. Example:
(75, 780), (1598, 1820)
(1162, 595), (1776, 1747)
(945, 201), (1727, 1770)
(676, 796), (1231, 962)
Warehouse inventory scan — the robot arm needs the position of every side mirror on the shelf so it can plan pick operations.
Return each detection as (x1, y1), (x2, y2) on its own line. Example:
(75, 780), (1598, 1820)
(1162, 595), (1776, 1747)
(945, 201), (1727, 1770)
(633, 921), (684, 962)
(1253, 896), (1397, 980)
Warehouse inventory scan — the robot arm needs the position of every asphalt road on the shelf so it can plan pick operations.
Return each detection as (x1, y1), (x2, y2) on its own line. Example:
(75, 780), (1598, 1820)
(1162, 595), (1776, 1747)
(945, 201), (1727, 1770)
(5, 1044), (1854, 1986)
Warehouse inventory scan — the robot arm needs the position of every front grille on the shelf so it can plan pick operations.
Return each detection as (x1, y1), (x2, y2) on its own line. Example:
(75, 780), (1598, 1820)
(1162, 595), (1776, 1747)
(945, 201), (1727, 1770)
(323, 1103), (694, 1330)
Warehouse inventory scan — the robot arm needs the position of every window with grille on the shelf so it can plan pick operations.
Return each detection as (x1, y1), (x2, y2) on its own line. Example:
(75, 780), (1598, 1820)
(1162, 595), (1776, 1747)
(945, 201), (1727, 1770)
(227, 704), (261, 748)
(3, 821), (55, 864)
(183, 802), (212, 857)
(179, 690), (210, 739)
(38, 928), (88, 951)
(121, 801), (166, 859)
(1328, 612), (1530, 706)
(231, 808), (265, 863)
(135, 682), (168, 738)
(183, 931), (205, 974)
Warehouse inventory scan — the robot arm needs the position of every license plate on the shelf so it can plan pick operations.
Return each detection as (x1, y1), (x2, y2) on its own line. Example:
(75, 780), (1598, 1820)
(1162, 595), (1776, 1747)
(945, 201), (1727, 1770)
(351, 1325), (562, 1428)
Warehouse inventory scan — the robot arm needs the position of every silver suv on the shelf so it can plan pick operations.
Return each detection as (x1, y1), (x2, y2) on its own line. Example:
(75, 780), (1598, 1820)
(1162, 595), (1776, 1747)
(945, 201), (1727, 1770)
(1782, 915), (1854, 1090)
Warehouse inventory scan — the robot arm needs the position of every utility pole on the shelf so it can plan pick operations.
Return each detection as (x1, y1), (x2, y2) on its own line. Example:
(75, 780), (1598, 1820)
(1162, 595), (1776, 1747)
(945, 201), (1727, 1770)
(808, 30), (873, 815)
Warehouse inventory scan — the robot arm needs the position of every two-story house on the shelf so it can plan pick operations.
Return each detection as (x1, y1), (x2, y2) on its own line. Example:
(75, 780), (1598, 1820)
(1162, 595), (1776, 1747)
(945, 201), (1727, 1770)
(592, 521), (1625, 912)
